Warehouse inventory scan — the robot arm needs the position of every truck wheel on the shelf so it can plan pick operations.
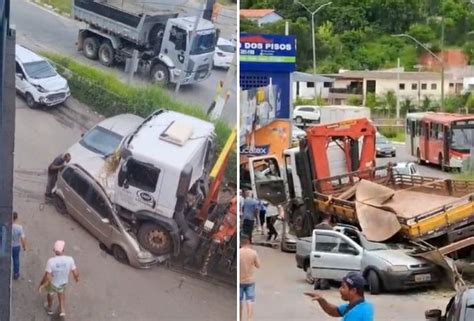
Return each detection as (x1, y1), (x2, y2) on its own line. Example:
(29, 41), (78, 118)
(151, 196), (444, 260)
(367, 270), (382, 294)
(98, 42), (114, 67)
(150, 64), (170, 86)
(83, 37), (99, 60)
(25, 93), (38, 109)
(137, 222), (172, 256)
(293, 207), (312, 238)
(112, 245), (129, 265)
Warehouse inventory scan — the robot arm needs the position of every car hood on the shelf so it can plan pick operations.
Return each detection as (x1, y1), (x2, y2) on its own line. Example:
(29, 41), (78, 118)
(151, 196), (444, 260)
(371, 249), (428, 266)
(376, 143), (394, 149)
(66, 143), (110, 181)
(30, 75), (67, 92)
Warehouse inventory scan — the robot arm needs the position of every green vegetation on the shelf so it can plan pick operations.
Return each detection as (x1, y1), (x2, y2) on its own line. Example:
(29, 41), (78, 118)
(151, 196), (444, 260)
(241, 0), (474, 73)
(44, 53), (236, 182)
(37, 0), (71, 15)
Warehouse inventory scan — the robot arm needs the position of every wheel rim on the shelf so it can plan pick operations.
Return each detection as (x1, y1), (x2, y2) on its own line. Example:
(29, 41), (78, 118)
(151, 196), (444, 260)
(154, 70), (165, 82)
(146, 228), (170, 252)
(26, 94), (34, 107)
(114, 247), (127, 262)
(100, 48), (111, 64)
(85, 43), (94, 56)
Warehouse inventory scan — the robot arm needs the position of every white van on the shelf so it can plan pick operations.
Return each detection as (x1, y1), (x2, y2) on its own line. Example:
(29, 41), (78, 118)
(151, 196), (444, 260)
(15, 45), (70, 108)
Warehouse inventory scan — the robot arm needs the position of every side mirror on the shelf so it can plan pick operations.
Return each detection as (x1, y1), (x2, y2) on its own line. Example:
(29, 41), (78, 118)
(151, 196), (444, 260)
(101, 218), (110, 224)
(346, 248), (359, 256)
(123, 179), (129, 189)
(16, 73), (24, 80)
(81, 132), (85, 138)
(424, 309), (442, 321)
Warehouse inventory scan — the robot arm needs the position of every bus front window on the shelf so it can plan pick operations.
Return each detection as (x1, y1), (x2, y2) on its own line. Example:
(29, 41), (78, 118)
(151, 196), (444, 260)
(451, 127), (474, 152)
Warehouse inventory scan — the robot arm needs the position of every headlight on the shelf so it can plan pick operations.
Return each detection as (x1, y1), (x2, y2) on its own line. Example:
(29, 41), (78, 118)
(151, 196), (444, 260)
(388, 265), (409, 272)
(376, 147), (381, 151)
(137, 251), (153, 260)
(34, 84), (47, 93)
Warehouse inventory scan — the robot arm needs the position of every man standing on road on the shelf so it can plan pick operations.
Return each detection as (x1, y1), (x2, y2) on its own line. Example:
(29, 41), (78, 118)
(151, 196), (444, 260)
(314, 214), (333, 290)
(45, 153), (71, 199)
(242, 190), (259, 243)
(12, 212), (27, 280)
(38, 240), (79, 318)
(240, 234), (260, 321)
(305, 272), (374, 321)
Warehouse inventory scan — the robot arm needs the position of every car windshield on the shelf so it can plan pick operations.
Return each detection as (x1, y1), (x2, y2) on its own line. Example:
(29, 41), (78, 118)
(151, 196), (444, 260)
(218, 44), (235, 53)
(23, 61), (57, 79)
(365, 240), (406, 251)
(451, 127), (474, 152)
(376, 136), (388, 144)
(191, 31), (216, 55)
(79, 126), (123, 156)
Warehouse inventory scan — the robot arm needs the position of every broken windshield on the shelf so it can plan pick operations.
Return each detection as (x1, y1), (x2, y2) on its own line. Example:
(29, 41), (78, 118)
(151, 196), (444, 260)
(190, 31), (216, 55)
(451, 127), (474, 152)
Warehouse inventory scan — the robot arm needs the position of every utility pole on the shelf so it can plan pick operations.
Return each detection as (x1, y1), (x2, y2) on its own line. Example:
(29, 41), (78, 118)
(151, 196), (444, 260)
(174, 1), (205, 97)
(440, 15), (445, 112)
(0, 0), (15, 319)
(209, 52), (236, 121)
(294, 1), (332, 102)
(396, 58), (400, 119)
(203, 0), (216, 21)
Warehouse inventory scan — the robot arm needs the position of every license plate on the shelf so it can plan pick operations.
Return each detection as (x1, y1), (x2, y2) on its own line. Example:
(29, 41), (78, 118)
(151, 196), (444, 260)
(414, 274), (431, 282)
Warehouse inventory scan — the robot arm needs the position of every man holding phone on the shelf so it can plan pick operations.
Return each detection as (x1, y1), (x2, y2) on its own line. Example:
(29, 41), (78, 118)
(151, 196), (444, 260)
(305, 272), (373, 321)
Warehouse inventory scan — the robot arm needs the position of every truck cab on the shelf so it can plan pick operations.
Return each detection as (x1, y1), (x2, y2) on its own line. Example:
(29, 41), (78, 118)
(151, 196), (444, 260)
(157, 17), (216, 85)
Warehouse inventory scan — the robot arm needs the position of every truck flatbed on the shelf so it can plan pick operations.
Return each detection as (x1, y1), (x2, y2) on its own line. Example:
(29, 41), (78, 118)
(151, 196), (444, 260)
(313, 166), (474, 244)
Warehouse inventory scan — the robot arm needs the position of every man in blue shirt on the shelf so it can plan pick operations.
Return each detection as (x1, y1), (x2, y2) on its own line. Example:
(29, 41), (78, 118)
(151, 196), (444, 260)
(241, 190), (259, 243)
(305, 272), (374, 321)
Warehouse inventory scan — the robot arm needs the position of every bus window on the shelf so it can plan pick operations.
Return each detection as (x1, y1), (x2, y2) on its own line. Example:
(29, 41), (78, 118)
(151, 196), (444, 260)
(406, 119), (411, 134)
(438, 125), (444, 140)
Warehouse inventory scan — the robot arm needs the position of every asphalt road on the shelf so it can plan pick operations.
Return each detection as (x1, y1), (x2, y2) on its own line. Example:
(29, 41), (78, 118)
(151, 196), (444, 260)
(376, 143), (452, 179)
(250, 246), (453, 321)
(11, 0), (237, 125)
(12, 97), (236, 321)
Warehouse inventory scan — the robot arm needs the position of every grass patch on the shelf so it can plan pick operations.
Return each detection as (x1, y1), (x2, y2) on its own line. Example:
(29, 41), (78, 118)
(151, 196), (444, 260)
(43, 53), (236, 181)
(37, 0), (71, 15)
(390, 132), (405, 143)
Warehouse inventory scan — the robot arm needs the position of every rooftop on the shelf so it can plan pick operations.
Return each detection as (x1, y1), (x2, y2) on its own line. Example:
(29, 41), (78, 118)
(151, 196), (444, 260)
(240, 9), (278, 19)
(325, 70), (460, 81)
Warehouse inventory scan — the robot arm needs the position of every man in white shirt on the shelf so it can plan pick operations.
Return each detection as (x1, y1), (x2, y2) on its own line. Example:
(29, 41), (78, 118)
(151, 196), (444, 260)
(38, 240), (79, 317)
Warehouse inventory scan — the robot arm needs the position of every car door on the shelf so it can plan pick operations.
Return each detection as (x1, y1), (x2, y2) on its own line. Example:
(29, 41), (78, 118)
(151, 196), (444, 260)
(60, 168), (92, 227)
(248, 156), (287, 206)
(310, 230), (363, 281)
(15, 61), (28, 93)
(84, 180), (114, 245)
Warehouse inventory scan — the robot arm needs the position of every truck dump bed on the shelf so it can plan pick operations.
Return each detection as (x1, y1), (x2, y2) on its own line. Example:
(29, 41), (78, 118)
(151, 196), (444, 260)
(313, 166), (474, 244)
(73, 0), (177, 46)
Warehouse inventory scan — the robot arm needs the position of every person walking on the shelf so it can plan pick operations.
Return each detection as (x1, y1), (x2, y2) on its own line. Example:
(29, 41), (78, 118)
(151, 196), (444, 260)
(265, 205), (279, 241)
(12, 212), (27, 280)
(240, 234), (260, 321)
(38, 240), (79, 318)
(305, 272), (374, 321)
(45, 153), (71, 199)
(242, 190), (259, 243)
(313, 214), (334, 290)
(258, 201), (267, 236)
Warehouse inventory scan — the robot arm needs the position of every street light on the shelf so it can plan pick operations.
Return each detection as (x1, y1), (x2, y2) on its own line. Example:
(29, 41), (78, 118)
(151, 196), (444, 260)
(294, 0), (332, 101)
(392, 33), (445, 112)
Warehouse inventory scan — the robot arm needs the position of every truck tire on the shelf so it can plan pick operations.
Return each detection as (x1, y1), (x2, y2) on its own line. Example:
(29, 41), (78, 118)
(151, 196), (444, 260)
(293, 206), (312, 238)
(98, 42), (115, 67)
(83, 37), (99, 60)
(137, 222), (173, 256)
(150, 63), (170, 86)
(367, 270), (382, 294)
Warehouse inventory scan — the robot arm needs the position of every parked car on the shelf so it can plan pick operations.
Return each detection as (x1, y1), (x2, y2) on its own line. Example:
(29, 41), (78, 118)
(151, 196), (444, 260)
(425, 287), (474, 321)
(393, 162), (418, 176)
(293, 105), (321, 124)
(213, 37), (235, 69)
(66, 114), (144, 167)
(54, 164), (157, 269)
(296, 224), (440, 294)
(15, 45), (70, 109)
(376, 133), (396, 157)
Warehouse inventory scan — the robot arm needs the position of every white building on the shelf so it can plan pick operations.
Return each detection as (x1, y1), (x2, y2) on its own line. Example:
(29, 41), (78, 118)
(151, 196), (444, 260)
(240, 9), (283, 26)
(292, 71), (334, 100)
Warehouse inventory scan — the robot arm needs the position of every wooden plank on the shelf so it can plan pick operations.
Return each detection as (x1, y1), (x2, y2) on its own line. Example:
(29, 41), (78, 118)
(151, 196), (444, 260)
(438, 237), (474, 255)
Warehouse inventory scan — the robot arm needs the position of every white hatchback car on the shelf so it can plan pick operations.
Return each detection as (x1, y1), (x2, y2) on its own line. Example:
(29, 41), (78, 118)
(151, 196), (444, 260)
(213, 37), (235, 69)
(293, 105), (321, 124)
(15, 45), (70, 108)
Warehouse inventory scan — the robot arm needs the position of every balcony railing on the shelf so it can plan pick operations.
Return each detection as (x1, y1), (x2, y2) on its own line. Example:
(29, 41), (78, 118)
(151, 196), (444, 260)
(329, 88), (363, 95)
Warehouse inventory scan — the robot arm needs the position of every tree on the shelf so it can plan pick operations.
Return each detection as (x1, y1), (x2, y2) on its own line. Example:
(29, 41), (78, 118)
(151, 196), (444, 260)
(382, 90), (397, 117)
(400, 97), (415, 114)
(463, 41), (474, 64)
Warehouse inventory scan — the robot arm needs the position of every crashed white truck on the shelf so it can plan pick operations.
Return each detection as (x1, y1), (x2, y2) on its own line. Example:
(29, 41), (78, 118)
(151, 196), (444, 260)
(59, 109), (220, 259)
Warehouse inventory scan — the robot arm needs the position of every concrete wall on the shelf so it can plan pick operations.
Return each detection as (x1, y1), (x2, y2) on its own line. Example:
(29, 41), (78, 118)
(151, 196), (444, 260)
(293, 81), (329, 99)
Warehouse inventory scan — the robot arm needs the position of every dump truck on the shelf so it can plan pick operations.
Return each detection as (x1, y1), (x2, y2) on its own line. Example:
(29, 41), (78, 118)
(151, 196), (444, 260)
(72, 0), (217, 86)
(56, 110), (237, 277)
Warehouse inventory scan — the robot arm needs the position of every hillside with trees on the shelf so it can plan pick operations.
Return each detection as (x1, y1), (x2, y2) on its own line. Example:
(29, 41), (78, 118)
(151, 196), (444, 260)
(241, 0), (474, 73)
